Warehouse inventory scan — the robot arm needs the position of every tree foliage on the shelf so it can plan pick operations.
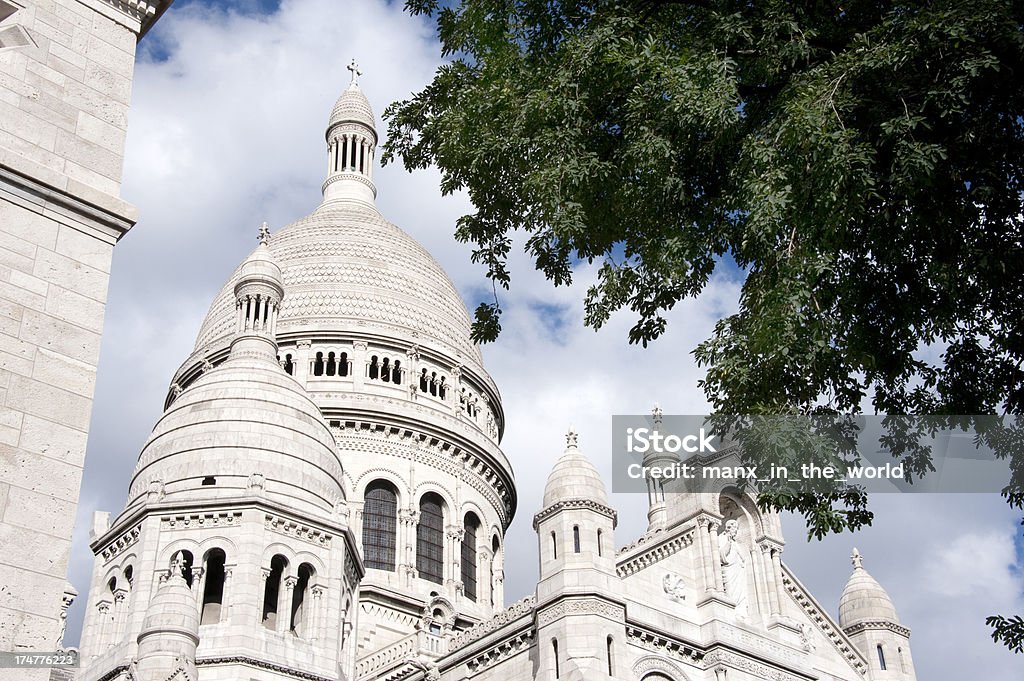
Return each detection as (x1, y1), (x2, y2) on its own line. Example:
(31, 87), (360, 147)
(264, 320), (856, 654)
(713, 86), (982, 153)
(384, 0), (1024, 652)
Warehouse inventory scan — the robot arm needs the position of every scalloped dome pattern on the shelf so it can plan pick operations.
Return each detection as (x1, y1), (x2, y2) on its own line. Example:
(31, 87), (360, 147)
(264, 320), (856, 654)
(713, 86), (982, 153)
(193, 202), (482, 364)
(329, 84), (376, 133)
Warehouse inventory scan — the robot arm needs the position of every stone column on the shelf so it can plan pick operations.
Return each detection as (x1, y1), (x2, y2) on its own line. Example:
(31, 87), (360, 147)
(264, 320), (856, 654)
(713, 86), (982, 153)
(95, 600), (112, 650)
(310, 586), (325, 641)
(112, 589), (129, 644)
(295, 339), (312, 383)
(352, 341), (367, 390)
(695, 517), (714, 593)
(478, 547), (492, 608)
(258, 568), (270, 627)
(279, 576), (297, 633)
(760, 543), (781, 616)
(771, 547), (785, 610)
(222, 567), (234, 622)
(191, 567), (206, 611)
(708, 520), (724, 593)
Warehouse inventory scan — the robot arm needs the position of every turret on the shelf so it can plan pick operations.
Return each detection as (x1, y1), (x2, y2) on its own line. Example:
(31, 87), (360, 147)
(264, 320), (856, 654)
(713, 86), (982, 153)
(230, 222), (284, 360)
(839, 548), (916, 680)
(534, 429), (624, 679)
(135, 552), (199, 681)
(322, 59), (377, 205)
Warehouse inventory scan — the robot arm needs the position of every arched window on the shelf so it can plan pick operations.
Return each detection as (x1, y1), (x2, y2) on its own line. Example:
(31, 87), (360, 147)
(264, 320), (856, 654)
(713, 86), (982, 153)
(606, 635), (614, 676)
(369, 355), (380, 380)
(392, 360), (402, 384)
(898, 646), (907, 673)
(362, 481), (398, 571)
(290, 563), (315, 637)
(551, 531), (557, 559)
(313, 352), (325, 376)
(417, 493), (445, 584)
(326, 352), (337, 376)
(201, 548), (226, 625)
(172, 550), (195, 587)
(438, 376), (447, 399)
(597, 528), (604, 557)
(262, 554), (287, 629)
(283, 354), (293, 375)
(123, 565), (134, 588)
(419, 369), (428, 392)
(380, 357), (391, 382)
(462, 512), (480, 601)
(552, 639), (560, 679)
(429, 372), (438, 396)
(573, 526), (580, 553)
(877, 644), (887, 670)
(339, 352), (349, 376)
(491, 534), (501, 607)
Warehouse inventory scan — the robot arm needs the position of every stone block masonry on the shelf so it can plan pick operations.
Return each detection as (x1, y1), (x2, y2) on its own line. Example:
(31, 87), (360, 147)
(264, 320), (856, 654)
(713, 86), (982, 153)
(0, 1), (168, 678)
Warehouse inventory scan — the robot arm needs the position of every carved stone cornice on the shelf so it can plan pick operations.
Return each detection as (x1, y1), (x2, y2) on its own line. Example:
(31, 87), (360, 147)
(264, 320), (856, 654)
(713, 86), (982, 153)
(99, 523), (141, 562)
(265, 514), (333, 547)
(197, 656), (334, 681)
(465, 629), (534, 676)
(625, 623), (703, 663)
(616, 528), (695, 578)
(161, 511), (242, 530)
(532, 499), (617, 529)
(781, 568), (867, 675)
(448, 596), (535, 649)
(536, 596), (624, 627)
(701, 648), (812, 681)
(843, 620), (911, 638)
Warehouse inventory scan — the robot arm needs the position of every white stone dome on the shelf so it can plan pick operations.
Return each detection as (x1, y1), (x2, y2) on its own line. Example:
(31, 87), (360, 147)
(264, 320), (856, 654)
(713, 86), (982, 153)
(542, 433), (609, 508)
(328, 82), (376, 135)
(192, 201), (483, 365)
(129, 354), (344, 514)
(236, 236), (283, 290)
(838, 549), (901, 628)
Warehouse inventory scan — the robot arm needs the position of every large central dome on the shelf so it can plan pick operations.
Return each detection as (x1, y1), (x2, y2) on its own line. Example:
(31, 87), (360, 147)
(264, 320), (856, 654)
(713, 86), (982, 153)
(193, 200), (482, 364)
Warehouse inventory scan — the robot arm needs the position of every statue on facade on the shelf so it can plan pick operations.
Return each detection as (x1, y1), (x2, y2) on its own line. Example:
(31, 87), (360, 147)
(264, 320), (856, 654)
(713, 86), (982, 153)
(718, 519), (749, 618)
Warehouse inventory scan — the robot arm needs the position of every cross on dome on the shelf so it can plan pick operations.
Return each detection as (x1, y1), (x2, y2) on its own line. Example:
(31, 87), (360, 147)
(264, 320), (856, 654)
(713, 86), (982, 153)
(652, 403), (663, 424)
(566, 426), (578, 448)
(347, 59), (362, 86)
(257, 221), (271, 246)
(851, 547), (863, 569)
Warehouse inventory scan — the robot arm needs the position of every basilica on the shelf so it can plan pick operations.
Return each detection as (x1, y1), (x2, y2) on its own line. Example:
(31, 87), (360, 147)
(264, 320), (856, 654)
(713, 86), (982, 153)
(73, 72), (917, 681)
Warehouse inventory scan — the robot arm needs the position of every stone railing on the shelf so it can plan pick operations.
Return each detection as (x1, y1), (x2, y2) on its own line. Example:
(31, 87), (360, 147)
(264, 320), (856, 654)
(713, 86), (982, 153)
(448, 596), (536, 650)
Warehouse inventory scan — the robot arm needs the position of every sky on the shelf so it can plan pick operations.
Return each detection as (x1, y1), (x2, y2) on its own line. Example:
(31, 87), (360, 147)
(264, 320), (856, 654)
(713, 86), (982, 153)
(64, 1), (1024, 678)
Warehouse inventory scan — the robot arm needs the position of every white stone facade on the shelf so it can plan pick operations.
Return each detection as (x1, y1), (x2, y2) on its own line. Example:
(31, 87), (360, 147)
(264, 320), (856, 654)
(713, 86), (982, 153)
(0, 2), (167, 677)
(73, 73), (916, 681)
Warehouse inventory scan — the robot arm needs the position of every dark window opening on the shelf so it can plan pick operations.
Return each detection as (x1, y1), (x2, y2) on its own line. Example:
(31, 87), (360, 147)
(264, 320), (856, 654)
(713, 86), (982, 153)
(202, 476), (216, 486)
(462, 513), (479, 601)
(201, 548), (226, 625)
(362, 481), (397, 571)
(313, 352), (325, 376)
(417, 493), (445, 584)
(262, 555), (287, 629)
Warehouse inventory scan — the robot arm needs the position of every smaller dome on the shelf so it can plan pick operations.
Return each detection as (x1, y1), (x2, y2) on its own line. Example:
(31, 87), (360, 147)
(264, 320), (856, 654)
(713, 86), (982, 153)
(838, 548), (900, 629)
(328, 82), (376, 134)
(541, 429), (609, 508)
(139, 567), (199, 639)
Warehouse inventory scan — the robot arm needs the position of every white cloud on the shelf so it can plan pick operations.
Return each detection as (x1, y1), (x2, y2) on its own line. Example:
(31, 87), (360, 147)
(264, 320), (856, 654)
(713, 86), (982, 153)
(63, 3), (1024, 679)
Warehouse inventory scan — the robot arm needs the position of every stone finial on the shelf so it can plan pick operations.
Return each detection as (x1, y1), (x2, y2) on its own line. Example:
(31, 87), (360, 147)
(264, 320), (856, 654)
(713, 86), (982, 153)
(347, 59), (362, 85)
(257, 221), (271, 246)
(565, 426), (578, 449)
(851, 547), (863, 569)
(170, 551), (186, 579)
(652, 403), (663, 425)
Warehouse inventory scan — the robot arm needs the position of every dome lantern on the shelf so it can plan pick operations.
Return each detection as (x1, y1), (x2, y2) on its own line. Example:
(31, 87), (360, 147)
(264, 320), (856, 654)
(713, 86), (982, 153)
(323, 59), (377, 205)
(230, 221), (284, 361)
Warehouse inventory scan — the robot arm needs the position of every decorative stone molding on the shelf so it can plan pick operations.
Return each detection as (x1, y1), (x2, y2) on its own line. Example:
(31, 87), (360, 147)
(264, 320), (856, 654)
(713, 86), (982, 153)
(265, 514), (332, 547)
(535, 597), (624, 626)
(701, 649), (811, 681)
(625, 624), (703, 663)
(344, 550), (362, 590)
(781, 570), (867, 675)
(465, 629), (534, 676)
(662, 572), (687, 602)
(161, 512), (242, 530)
(632, 655), (693, 681)
(843, 620), (911, 638)
(100, 524), (141, 562)
(532, 499), (617, 530)
(197, 656), (334, 681)
(448, 596), (535, 649)
(617, 529), (695, 577)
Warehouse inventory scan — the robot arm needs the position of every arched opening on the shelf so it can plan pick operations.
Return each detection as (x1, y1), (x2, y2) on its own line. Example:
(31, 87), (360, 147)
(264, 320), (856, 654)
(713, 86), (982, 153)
(123, 565), (134, 588)
(392, 360), (402, 384)
(369, 355), (379, 380)
(172, 551), (195, 587)
(597, 528), (604, 557)
(606, 635), (614, 676)
(429, 371), (438, 396)
(491, 534), (501, 607)
(552, 638), (560, 679)
(313, 352), (325, 376)
(898, 646), (907, 673)
(877, 644), (887, 670)
(362, 481), (398, 571)
(326, 352), (337, 376)
(438, 376), (447, 399)
(416, 493), (445, 584)
(290, 563), (315, 637)
(201, 548), (226, 625)
(261, 554), (287, 629)
(420, 369), (428, 392)
(283, 353), (293, 375)
(380, 357), (391, 382)
(462, 512), (480, 601)
(573, 525), (581, 553)
(551, 531), (557, 559)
